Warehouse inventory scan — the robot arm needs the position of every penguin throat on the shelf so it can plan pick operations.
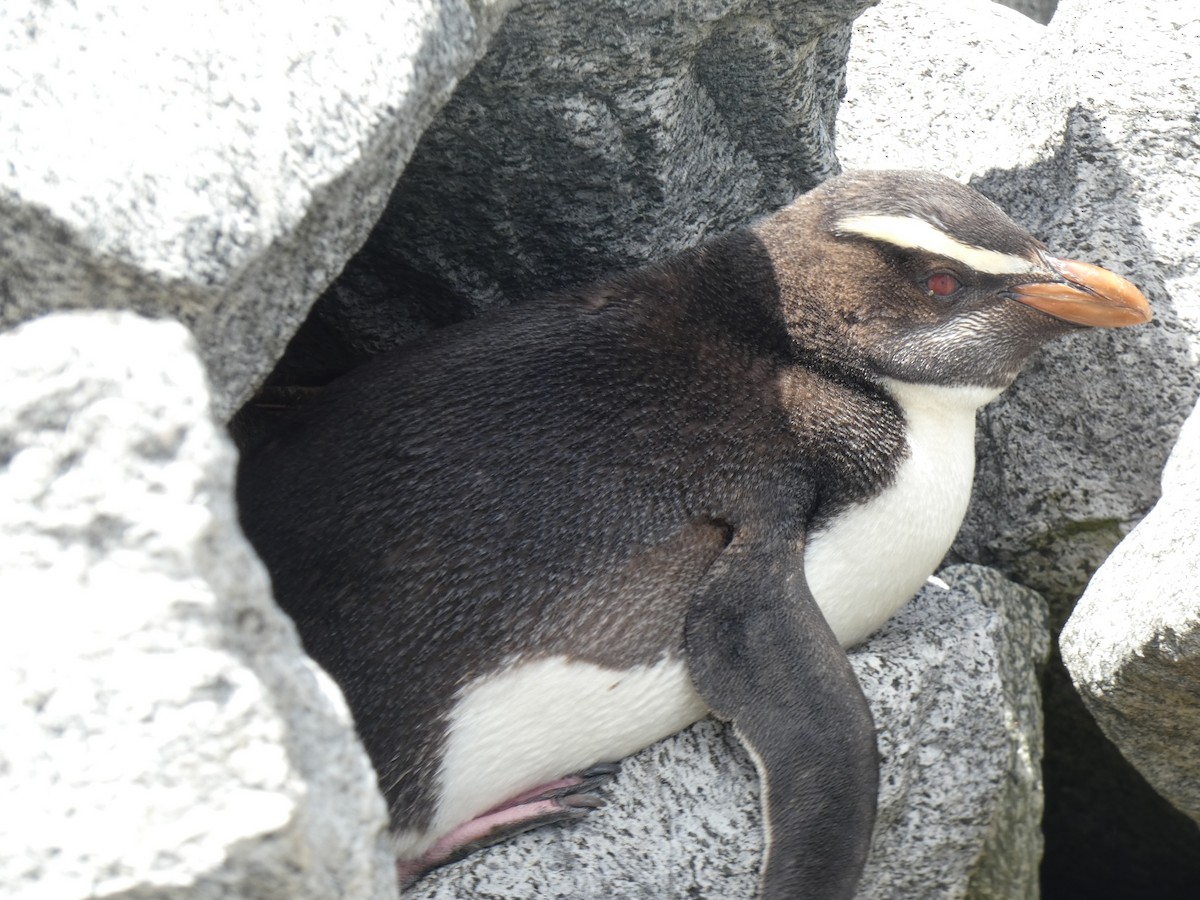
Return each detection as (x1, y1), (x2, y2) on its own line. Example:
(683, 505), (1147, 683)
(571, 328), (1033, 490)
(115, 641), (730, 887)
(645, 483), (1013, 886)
(804, 378), (995, 646)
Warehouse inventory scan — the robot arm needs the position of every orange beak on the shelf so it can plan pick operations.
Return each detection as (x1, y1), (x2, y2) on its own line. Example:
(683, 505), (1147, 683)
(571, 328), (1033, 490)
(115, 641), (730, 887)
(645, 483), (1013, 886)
(1010, 257), (1152, 328)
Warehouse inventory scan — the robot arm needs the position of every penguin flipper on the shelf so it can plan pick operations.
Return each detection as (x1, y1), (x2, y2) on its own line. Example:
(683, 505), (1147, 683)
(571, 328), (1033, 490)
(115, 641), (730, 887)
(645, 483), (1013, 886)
(684, 535), (877, 900)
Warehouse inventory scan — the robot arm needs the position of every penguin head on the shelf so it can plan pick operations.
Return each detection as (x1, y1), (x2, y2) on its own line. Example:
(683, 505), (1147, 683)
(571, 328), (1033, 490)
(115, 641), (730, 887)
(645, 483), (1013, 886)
(758, 170), (1151, 389)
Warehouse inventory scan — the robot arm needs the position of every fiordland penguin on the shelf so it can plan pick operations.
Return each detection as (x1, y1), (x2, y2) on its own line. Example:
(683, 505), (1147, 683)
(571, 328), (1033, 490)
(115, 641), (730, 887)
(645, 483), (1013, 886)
(236, 170), (1151, 899)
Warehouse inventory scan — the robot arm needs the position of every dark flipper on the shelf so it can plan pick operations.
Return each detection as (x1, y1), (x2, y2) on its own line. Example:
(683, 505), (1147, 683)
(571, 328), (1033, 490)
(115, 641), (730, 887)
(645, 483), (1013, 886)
(684, 534), (877, 900)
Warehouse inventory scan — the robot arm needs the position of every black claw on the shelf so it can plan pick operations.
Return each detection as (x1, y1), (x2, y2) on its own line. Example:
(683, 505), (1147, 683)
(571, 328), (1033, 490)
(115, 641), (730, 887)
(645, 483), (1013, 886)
(532, 761), (621, 801)
(572, 760), (620, 792)
(580, 761), (621, 778)
(559, 792), (605, 811)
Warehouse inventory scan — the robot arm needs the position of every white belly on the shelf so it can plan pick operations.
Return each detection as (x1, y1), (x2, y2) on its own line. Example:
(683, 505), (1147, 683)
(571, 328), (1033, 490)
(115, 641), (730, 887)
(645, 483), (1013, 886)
(395, 654), (706, 857)
(804, 380), (1000, 647)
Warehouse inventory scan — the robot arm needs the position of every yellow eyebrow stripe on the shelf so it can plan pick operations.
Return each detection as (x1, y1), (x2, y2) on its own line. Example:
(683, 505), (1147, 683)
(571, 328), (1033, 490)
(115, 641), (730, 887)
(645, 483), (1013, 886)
(835, 213), (1038, 276)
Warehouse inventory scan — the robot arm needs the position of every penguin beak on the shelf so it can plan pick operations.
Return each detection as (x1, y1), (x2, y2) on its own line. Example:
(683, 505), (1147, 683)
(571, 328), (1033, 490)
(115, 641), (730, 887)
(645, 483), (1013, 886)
(1009, 256), (1152, 328)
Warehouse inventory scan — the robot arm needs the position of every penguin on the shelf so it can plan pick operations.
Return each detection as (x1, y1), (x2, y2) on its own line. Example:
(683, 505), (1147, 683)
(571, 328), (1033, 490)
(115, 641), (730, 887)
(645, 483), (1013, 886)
(235, 170), (1151, 899)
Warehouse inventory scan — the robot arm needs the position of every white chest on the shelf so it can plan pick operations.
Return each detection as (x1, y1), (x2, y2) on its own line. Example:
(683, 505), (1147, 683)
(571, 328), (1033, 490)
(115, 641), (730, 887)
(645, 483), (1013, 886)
(803, 380), (1000, 648)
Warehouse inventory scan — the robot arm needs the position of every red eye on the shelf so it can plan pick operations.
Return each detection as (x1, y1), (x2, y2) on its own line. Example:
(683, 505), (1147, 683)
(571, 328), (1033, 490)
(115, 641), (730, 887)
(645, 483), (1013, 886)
(925, 273), (961, 297)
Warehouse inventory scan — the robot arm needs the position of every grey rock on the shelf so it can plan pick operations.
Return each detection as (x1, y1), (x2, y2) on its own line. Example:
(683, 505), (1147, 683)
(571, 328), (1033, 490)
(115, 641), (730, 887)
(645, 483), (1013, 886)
(0, 313), (397, 900)
(839, 0), (1200, 892)
(273, 0), (876, 386)
(0, 0), (515, 420)
(409, 565), (1049, 900)
(1060, 396), (1200, 825)
(862, 566), (1049, 900)
(992, 0), (1057, 23)
(840, 0), (1200, 608)
(383, 0), (872, 302)
(4, 0), (1170, 897)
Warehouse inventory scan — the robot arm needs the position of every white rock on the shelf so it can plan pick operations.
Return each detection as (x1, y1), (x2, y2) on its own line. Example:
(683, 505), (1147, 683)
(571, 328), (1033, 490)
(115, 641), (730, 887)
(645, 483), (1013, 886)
(1061, 396), (1200, 824)
(0, 312), (397, 900)
(0, 0), (515, 418)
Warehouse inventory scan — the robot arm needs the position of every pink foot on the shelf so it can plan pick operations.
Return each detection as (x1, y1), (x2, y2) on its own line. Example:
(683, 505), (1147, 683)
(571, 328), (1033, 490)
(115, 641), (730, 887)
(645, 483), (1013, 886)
(396, 762), (620, 888)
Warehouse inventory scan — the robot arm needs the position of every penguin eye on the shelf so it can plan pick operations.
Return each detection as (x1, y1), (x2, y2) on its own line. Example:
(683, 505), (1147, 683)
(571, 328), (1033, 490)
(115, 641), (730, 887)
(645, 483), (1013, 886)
(924, 272), (962, 298)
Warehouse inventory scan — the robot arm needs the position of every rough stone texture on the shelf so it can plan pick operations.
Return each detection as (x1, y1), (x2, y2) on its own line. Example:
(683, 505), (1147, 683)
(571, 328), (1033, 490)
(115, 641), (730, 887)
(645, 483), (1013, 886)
(262, 0), (877, 391)
(5, 0), (1185, 896)
(840, 1), (1200, 895)
(841, 0), (1200, 611)
(1061, 396), (1200, 825)
(0, 0), (515, 420)
(0, 313), (396, 900)
(409, 565), (1049, 900)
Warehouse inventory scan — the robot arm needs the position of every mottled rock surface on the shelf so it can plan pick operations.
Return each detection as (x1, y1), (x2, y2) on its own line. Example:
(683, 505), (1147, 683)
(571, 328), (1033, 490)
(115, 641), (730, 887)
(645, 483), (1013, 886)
(840, 0), (1200, 894)
(263, 0), (876, 390)
(410, 565), (1049, 900)
(0, 313), (396, 900)
(5, 0), (1190, 896)
(0, 0), (515, 419)
(841, 0), (1200, 611)
(1061, 397), (1200, 825)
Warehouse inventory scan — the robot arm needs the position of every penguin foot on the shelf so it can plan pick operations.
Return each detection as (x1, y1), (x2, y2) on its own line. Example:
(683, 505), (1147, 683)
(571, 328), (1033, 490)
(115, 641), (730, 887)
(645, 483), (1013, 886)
(396, 762), (621, 888)
(493, 761), (621, 809)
